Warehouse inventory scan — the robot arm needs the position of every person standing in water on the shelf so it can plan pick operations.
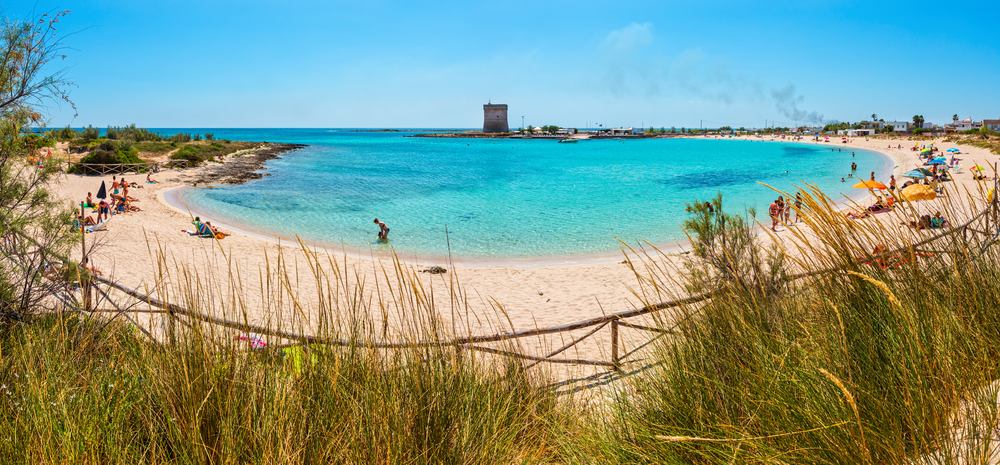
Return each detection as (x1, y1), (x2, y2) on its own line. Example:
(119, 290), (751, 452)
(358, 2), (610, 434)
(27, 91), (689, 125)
(374, 218), (390, 241)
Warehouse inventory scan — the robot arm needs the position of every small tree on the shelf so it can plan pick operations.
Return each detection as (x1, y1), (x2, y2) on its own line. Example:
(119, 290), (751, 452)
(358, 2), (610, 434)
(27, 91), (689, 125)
(682, 194), (786, 297)
(0, 11), (77, 322)
(81, 125), (98, 141)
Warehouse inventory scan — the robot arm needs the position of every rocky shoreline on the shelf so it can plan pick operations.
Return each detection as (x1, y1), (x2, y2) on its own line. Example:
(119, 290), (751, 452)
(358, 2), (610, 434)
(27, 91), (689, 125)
(183, 143), (307, 186)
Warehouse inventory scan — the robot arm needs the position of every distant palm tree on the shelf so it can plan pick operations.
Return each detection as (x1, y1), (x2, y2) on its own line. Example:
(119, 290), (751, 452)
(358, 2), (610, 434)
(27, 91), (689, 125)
(953, 114), (959, 123)
(871, 113), (878, 121)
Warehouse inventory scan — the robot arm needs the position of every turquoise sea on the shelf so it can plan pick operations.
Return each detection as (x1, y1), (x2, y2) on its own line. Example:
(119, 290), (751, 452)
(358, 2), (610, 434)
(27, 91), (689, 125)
(168, 129), (891, 258)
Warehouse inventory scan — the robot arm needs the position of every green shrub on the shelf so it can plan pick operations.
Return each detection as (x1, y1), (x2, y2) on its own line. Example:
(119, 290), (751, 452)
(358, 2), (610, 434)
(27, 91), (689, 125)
(71, 141), (144, 172)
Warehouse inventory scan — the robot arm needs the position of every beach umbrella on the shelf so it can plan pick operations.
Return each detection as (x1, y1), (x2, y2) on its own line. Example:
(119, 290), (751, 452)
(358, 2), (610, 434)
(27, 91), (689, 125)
(903, 169), (927, 179)
(947, 148), (960, 153)
(928, 158), (947, 165)
(900, 183), (936, 202)
(852, 180), (887, 190)
(95, 181), (107, 199)
(971, 165), (985, 172)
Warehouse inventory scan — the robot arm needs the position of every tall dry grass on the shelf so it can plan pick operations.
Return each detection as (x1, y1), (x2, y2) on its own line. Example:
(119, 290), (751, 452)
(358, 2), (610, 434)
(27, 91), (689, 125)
(566, 186), (1000, 463)
(4, 184), (1000, 464)
(0, 245), (567, 464)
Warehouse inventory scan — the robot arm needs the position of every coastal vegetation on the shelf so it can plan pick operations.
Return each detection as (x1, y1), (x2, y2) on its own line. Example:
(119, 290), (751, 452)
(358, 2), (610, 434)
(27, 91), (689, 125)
(169, 140), (258, 165)
(50, 125), (266, 170)
(5, 9), (1000, 465)
(567, 190), (1000, 463)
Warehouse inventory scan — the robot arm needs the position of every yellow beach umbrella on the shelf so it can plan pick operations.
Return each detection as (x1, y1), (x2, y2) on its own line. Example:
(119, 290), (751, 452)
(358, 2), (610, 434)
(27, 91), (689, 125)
(900, 183), (936, 201)
(852, 180), (887, 190)
(971, 165), (985, 172)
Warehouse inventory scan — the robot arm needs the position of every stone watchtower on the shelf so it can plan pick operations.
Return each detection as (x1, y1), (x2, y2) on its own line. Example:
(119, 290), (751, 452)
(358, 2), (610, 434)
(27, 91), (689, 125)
(482, 103), (509, 133)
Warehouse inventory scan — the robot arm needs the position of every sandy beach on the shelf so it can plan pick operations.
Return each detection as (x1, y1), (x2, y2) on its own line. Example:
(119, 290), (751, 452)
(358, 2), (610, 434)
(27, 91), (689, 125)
(54, 135), (998, 361)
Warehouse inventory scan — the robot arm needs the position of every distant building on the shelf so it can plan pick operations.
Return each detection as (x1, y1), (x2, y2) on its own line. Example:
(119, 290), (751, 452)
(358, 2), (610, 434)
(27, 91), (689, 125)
(888, 121), (910, 132)
(836, 128), (876, 137)
(983, 119), (1000, 131)
(482, 103), (509, 133)
(947, 116), (978, 132)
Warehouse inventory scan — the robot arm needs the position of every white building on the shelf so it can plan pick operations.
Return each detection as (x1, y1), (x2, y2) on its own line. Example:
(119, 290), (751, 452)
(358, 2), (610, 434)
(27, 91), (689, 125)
(983, 119), (1000, 131)
(888, 121), (910, 132)
(836, 128), (876, 137)
(954, 117), (976, 131)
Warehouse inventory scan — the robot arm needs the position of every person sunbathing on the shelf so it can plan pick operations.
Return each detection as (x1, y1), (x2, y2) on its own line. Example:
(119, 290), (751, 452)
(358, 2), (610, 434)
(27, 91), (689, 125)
(862, 244), (935, 270)
(930, 212), (949, 229)
(74, 214), (97, 228)
(184, 219), (226, 238)
(185, 221), (214, 237)
(846, 209), (870, 220)
(904, 214), (932, 230)
(866, 199), (889, 213)
(146, 173), (158, 184)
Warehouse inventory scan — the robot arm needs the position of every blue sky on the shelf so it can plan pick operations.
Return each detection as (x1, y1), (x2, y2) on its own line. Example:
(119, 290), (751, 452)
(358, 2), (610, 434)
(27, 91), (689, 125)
(10, 0), (1000, 128)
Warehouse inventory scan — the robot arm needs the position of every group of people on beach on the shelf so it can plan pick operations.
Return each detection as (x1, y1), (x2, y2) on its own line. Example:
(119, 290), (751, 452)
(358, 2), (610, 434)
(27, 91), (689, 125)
(768, 193), (803, 231)
(75, 175), (146, 230)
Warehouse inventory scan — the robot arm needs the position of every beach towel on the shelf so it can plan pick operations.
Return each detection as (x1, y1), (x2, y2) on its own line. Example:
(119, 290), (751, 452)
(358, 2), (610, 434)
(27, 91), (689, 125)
(86, 221), (108, 234)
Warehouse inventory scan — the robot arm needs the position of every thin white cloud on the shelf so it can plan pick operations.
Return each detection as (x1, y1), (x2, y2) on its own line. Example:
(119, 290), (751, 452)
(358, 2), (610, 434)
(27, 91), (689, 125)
(600, 22), (654, 53)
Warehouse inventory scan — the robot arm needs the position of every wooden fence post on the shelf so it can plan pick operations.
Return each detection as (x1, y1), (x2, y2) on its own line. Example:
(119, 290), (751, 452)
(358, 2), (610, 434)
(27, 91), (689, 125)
(79, 207), (91, 313)
(610, 319), (620, 370)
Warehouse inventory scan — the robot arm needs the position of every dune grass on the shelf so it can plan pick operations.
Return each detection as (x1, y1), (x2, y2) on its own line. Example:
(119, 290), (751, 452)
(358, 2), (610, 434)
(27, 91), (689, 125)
(0, 245), (566, 464)
(0, 314), (562, 464)
(566, 188), (1000, 463)
(4, 186), (1000, 464)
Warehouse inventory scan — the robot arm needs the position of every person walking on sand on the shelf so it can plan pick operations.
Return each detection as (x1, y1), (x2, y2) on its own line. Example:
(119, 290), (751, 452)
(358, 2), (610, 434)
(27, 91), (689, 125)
(794, 193), (804, 223)
(374, 218), (390, 241)
(889, 175), (897, 191)
(780, 195), (791, 224)
(768, 199), (781, 231)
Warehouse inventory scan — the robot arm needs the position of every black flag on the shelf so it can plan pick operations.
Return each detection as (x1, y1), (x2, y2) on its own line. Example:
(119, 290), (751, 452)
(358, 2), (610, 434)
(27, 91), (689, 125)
(96, 181), (107, 199)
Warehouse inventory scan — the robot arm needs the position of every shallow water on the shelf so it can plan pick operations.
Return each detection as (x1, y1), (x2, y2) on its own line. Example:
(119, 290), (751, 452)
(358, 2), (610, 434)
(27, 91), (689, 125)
(173, 129), (890, 258)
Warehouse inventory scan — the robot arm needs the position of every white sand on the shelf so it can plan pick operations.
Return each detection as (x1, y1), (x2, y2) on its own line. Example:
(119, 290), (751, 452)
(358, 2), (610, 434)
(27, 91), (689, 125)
(52, 136), (998, 365)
